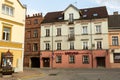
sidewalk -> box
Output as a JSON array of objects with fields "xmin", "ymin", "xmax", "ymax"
[{"xmin": 0, "ymin": 68, "xmax": 45, "ymax": 80}]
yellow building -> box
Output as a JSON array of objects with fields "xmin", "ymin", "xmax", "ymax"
[
  {"xmin": 0, "ymin": 0, "xmax": 26, "ymax": 72},
  {"xmin": 108, "ymin": 12, "xmax": 120, "ymax": 68}
]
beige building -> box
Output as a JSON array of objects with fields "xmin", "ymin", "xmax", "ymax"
[
  {"xmin": 0, "ymin": 0, "xmax": 26, "ymax": 72},
  {"xmin": 40, "ymin": 5, "xmax": 110, "ymax": 68}
]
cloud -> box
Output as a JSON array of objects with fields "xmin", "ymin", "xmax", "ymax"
[{"xmin": 92, "ymin": 0, "xmax": 120, "ymax": 13}]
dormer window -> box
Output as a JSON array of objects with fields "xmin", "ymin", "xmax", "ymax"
[
  {"xmin": 83, "ymin": 15, "xmax": 87, "ymax": 18},
  {"xmin": 84, "ymin": 9, "xmax": 88, "ymax": 12},
  {"xmin": 93, "ymin": 13, "xmax": 98, "ymax": 17},
  {"xmin": 69, "ymin": 13, "xmax": 74, "ymax": 23},
  {"xmin": 58, "ymin": 17, "xmax": 63, "ymax": 20}
]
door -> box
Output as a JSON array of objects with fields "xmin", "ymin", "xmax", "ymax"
[
  {"xmin": 43, "ymin": 58, "xmax": 50, "ymax": 67},
  {"xmin": 97, "ymin": 57, "xmax": 105, "ymax": 68},
  {"xmin": 31, "ymin": 57, "xmax": 40, "ymax": 68}
]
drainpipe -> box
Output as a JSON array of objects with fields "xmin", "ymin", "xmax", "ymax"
[
  {"xmin": 51, "ymin": 23, "xmax": 54, "ymax": 69},
  {"xmin": 90, "ymin": 19, "xmax": 93, "ymax": 68}
]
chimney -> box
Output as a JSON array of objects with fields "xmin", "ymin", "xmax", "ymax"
[{"xmin": 113, "ymin": 11, "xmax": 118, "ymax": 15}]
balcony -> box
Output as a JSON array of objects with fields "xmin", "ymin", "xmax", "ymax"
[{"xmin": 68, "ymin": 34, "xmax": 75, "ymax": 41}]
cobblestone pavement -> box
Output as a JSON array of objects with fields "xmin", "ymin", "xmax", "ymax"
[{"xmin": 0, "ymin": 68, "xmax": 120, "ymax": 80}]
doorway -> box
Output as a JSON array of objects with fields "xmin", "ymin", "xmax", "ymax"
[
  {"xmin": 31, "ymin": 57, "xmax": 40, "ymax": 68},
  {"xmin": 96, "ymin": 57, "xmax": 105, "ymax": 68},
  {"xmin": 43, "ymin": 58, "xmax": 50, "ymax": 67}
]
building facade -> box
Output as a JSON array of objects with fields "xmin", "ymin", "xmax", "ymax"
[
  {"xmin": 0, "ymin": 0, "xmax": 26, "ymax": 72},
  {"xmin": 40, "ymin": 4, "xmax": 110, "ymax": 68},
  {"xmin": 108, "ymin": 12, "xmax": 120, "ymax": 68},
  {"xmin": 24, "ymin": 13, "xmax": 43, "ymax": 68}
]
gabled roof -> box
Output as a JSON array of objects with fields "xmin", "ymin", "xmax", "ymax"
[
  {"xmin": 42, "ymin": 6, "xmax": 108, "ymax": 23},
  {"xmin": 108, "ymin": 15, "xmax": 120, "ymax": 29},
  {"xmin": 63, "ymin": 4, "xmax": 79, "ymax": 13}
]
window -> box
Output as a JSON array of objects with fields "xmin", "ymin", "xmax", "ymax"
[
  {"xmin": 112, "ymin": 36, "xmax": 119, "ymax": 46},
  {"xmin": 3, "ymin": 27, "xmax": 11, "ymax": 41},
  {"xmin": 26, "ymin": 20, "xmax": 31, "ymax": 25},
  {"xmin": 70, "ymin": 42, "xmax": 74, "ymax": 50},
  {"xmin": 82, "ymin": 26, "xmax": 88, "ymax": 34},
  {"xmin": 97, "ymin": 41, "xmax": 102, "ymax": 49},
  {"xmin": 46, "ymin": 29, "xmax": 50, "ymax": 37},
  {"xmin": 45, "ymin": 43, "xmax": 50, "ymax": 50},
  {"xmin": 96, "ymin": 25, "xmax": 101, "ymax": 33},
  {"xmin": 68, "ymin": 28, "xmax": 75, "ymax": 40},
  {"xmin": 56, "ymin": 55, "xmax": 62, "ymax": 63},
  {"xmin": 69, "ymin": 13, "xmax": 74, "ymax": 23},
  {"xmin": 83, "ymin": 42, "xmax": 88, "ymax": 50},
  {"xmin": 33, "ymin": 30, "xmax": 38, "ymax": 38},
  {"xmin": 33, "ymin": 43, "xmax": 38, "ymax": 52},
  {"xmin": 26, "ymin": 31, "xmax": 31, "ymax": 38},
  {"xmin": 26, "ymin": 43, "xmax": 31, "ymax": 51},
  {"xmin": 83, "ymin": 55, "xmax": 89, "ymax": 64},
  {"xmin": 2, "ymin": 4, "xmax": 14, "ymax": 16},
  {"xmin": 114, "ymin": 53, "xmax": 120, "ymax": 63},
  {"xmin": 57, "ymin": 43, "xmax": 61, "ymax": 50},
  {"xmin": 93, "ymin": 13, "xmax": 98, "ymax": 16},
  {"xmin": 83, "ymin": 15, "xmax": 87, "ymax": 18},
  {"xmin": 34, "ymin": 19, "xmax": 38, "ymax": 24},
  {"xmin": 57, "ymin": 28, "xmax": 61, "ymax": 36},
  {"xmin": 69, "ymin": 55, "xmax": 75, "ymax": 63}
]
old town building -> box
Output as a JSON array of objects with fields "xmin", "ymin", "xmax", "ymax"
[
  {"xmin": 108, "ymin": 12, "xmax": 120, "ymax": 68},
  {"xmin": 0, "ymin": 0, "xmax": 26, "ymax": 72},
  {"xmin": 40, "ymin": 4, "xmax": 110, "ymax": 68},
  {"xmin": 24, "ymin": 13, "xmax": 43, "ymax": 68}
]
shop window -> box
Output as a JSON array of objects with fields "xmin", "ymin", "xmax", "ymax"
[
  {"xmin": 56, "ymin": 55, "xmax": 62, "ymax": 63},
  {"xmin": 83, "ymin": 55, "xmax": 89, "ymax": 64},
  {"xmin": 114, "ymin": 53, "xmax": 120, "ymax": 63},
  {"xmin": 69, "ymin": 55, "xmax": 75, "ymax": 63}
]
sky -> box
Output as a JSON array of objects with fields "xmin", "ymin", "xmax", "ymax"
[{"xmin": 19, "ymin": 0, "xmax": 120, "ymax": 16}]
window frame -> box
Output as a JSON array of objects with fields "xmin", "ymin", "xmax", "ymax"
[
  {"xmin": 33, "ymin": 43, "xmax": 38, "ymax": 52},
  {"xmin": 112, "ymin": 36, "xmax": 119, "ymax": 46},
  {"xmin": 45, "ymin": 29, "xmax": 50, "ymax": 37},
  {"xmin": 56, "ymin": 55, "xmax": 62, "ymax": 63},
  {"xmin": 2, "ymin": 27, "xmax": 11, "ymax": 41},
  {"xmin": 69, "ymin": 55, "xmax": 75, "ymax": 63},
  {"xmin": 97, "ymin": 41, "xmax": 102, "ymax": 49},
  {"xmin": 82, "ymin": 55, "xmax": 89, "ymax": 64},
  {"xmin": 57, "ymin": 42, "xmax": 61, "ymax": 50},
  {"xmin": 57, "ymin": 28, "xmax": 61, "ymax": 36},
  {"xmin": 96, "ymin": 25, "xmax": 101, "ymax": 34},
  {"xmin": 2, "ymin": 4, "xmax": 14, "ymax": 16}
]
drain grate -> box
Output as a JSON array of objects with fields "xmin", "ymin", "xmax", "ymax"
[{"xmin": 49, "ymin": 73, "xmax": 57, "ymax": 76}]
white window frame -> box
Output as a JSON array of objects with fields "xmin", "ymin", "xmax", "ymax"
[
  {"xmin": 112, "ymin": 36, "xmax": 119, "ymax": 46},
  {"xmin": 83, "ymin": 41, "xmax": 88, "ymax": 50},
  {"xmin": 3, "ymin": 27, "xmax": 11, "ymax": 41},
  {"xmin": 2, "ymin": 4, "xmax": 14, "ymax": 16},
  {"xmin": 96, "ymin": 25, "xmax": 101, "ymax": 34},
  {"xmin": 82, "ymin": 26, "xmax": 88, "ymax": 34}
]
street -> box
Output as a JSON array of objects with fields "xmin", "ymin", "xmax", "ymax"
[{"xmin": 1, "ymin": 68, "xmax": 120, "ymax": 80}]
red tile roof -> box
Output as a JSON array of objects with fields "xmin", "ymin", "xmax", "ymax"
[{"xmin": 42, "ymin": 6, "xmax": 108, "ymax": 23}]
